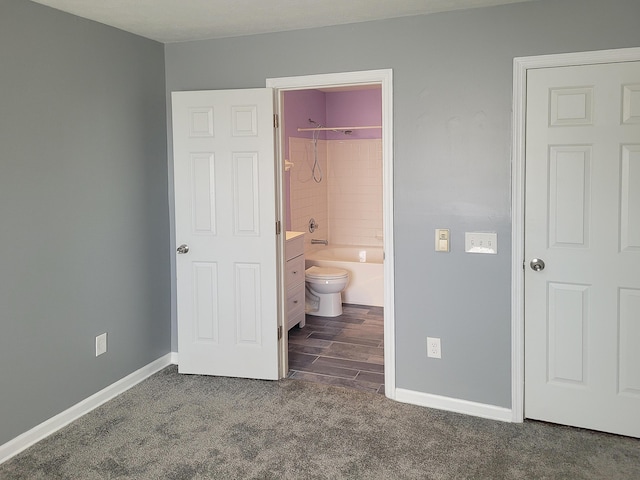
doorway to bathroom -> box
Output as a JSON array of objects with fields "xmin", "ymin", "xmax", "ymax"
[{"xmin": 266, "ymin": 70, "xmax": 395, "ymax": 397}]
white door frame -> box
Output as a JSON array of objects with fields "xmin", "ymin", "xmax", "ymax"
[
  {"xmin": 266, "ymin": 69, "xmax": 396, "ymax": 398},
  {"xmin": 511, "ymin": 47, "xmax": 640, "ymax": 422}
]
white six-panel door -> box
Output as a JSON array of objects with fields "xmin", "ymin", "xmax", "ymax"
[
  {"xmin": 172, "ymin": 89, "xmax": 279, "ymax": 380},
  {"xmin": 525, "ymin": 61, "xmax": 640, "ymax": 437}
]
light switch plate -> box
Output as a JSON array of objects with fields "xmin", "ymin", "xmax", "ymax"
[
  {"xmin": 435, "ymin": 229, "xmax": 450, "ymax": 252},
  {"xmin": 465, "ymin": 232, "xmax": 497, "ymax": 254}
]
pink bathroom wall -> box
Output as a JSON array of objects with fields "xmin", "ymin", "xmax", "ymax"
[
  {"xmin": 282, "ymin": 87, "xmax": 382, "ymax": 230},
  {"xmin": 283, "ymin": 87, "xmax": 382, "ymax": 158},
  {"xmin": 283, "ymin": 89, "xmax": 326, "ymax": 159},
  {"xmin": 325, "ymin": 89, "xmax": 382, "ymax": 140}
]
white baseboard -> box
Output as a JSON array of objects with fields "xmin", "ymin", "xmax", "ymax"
[
  {"xmin": 0, "ymin": 353, "xmax": 173, "ymax": 465},
  {"xmin": 395, "ymin": 388, "xmax": 512, "ymax": 422},
  {"xmin": 170, "ymin": 351, "xmax": 178, "ymax": 364}
]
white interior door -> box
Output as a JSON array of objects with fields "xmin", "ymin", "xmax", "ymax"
[
  {"xmin": 525, "ymin": 61, "xmax": 640, "ymax": 437},
  {"xmin": 172, "ymin": 89, "xmax": 279, "ymax": 380}
]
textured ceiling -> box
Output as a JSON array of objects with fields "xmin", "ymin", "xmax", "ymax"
[{"xmin": 30, "ymin": 0, "xmax": 536, "ymax": 43}]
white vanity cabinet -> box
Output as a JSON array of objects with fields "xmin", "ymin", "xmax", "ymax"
[{"xmin": 285, "ymin": 232, "xmax": 305, "ymax": 331}]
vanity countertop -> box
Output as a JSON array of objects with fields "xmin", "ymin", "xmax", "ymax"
[{"xmin": 285, "ymin": 231, "xmax": 305, "ymax": 241}]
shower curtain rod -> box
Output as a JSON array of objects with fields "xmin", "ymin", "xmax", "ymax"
[{"xmin": 297, "ymin": 125, "xmax": 381, "ymax": 132}]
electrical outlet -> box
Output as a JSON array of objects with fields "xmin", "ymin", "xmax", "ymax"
[
  {"xmin": 427, "ymin": 337, "xmax": 441, "ymax": 359},
  {"xmin": 95, "ymin": 333, "xmax": 107, "ymax": 357}
]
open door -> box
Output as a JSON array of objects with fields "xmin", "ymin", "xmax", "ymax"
[
  {"xmin": 172, "ymin": 89, "xmax": 279, "ymax": 380},
  {"xmin": 524, "ymin": 61, "xmax": 640, "ymax": 437}
]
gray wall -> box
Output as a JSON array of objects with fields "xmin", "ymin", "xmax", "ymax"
[
  {"xmin": 165, "ymin": 0, "xmax": 640, "ymax": 408},
  {"xmin": 0, "ymin": 1, "xmax": 170, "ymax": 445}
]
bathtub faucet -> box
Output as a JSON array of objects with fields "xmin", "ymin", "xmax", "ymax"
[{"xmin": 311, "ymin": 239, "xmax": 328, "ymax": 245}]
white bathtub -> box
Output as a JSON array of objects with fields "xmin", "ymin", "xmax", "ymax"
[{"xmin": 305, "ymin": 245, "xmax": 384, "ymax": 307}]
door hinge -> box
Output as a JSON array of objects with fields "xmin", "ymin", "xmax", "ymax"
[
  {"xmin": 273, "ymin": 113, "xmax": 279, "ymax": 128},
  {"xmin": 277, "ymin": 325, "xmax": 283, "ymax": 340},
  {"xmin": 276, "ymin": 220, "xmax": 281, "ymax": 235}
]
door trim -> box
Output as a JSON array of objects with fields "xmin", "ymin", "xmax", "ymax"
[
  {"xmin": 511, "ymin": 47, "xmax": 640, "ymax": 423},
  {"xmin": 266, "ymin": 69, "xmax": 396, "ymax": 398}
]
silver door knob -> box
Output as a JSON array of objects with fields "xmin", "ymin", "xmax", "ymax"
[
  {"xmin": 530, "ymin": 258, "xmax": 545, "ymax": 271},
  {"xmin": 177, "ymin": 244, "xmax": 189, "ymax": 254}
]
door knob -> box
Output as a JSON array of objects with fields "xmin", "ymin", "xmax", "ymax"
[
  {"xmin": 530, "ymin": 258, "xmax": 545, "ymax": 272},
  {"xmin": 177, "ymin": 244, "xmax": 190, "ymax": 254}
]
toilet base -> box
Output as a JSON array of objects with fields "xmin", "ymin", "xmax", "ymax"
[{"xmin": 306, "ymin": 290, "xmax": 343, "ymax": 317}]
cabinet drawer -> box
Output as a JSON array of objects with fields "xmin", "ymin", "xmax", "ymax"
[
  {"xmin": 286, "ymin": 281, "xmax": 305, "ymax": 320},
  {"xmin": 285, "ymin": 235, "xmax": 304, "ymax": 261},
  {"xmin": 285, "ymin": 255, "xmax": 305, "ymax": 287}
]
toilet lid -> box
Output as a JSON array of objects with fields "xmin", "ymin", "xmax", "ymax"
[{"xmin": 305, "ymin": 266, "xmax": 349, "ymax": 280}]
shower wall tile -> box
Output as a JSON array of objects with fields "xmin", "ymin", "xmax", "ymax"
[
  {"xmin": 289, "ymin": 137, "xmax": 328, "ymax": 252},
  {"xmin": 328, "ymin": 139, "xmax": 383, "ymax": 247},
  {"xmin": 289, "ymin": 137, "xmax": 383, "ymax": 251}
]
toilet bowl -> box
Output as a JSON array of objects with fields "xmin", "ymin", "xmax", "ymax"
[{"xmin": 305, "ymin": 266, "xmax": 350, "ymax": 317}]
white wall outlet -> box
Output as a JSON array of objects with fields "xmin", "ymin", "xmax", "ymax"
[
  {"xmin": 95, "ymin": 333, "xmax": 107, "ymax": 357},
  {"xmin": 427, "ymin": 337, "xmax": 441, "ymax": 359}
]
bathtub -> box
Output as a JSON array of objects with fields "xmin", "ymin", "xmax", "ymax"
[{"xmin": 305, "ymin": 245, "xmax": 384, "ymax": 307}]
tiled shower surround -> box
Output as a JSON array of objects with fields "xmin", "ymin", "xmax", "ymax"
[{"xmin": 289, "ymin": 137, "xmax": 383, "ymax": 248}]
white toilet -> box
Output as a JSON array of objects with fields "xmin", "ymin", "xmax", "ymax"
[{"xmin": 305, "ymin": 266, "xmax": 350, "ymax": 317}]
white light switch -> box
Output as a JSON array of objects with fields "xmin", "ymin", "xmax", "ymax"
[
  {"xmin": 465, "ymin": 232, "xmax": 497, "ymax": 254},
  {"xmin": 435, "ymin": 229, "xmax": 450, "ymax": 252}
]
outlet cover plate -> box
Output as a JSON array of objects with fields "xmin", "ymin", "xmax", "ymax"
[{"xmin": 427, "ymin": 337, "xmax": 441, "ymax": 359}]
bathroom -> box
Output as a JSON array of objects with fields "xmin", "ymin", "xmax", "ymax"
[{"xmin": 283, "ymin": 85, "xmax": 385, "ymax": 393}]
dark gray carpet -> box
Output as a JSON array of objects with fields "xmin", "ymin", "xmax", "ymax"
[{"xmin": 1, "ymin": 365, "xmax": 639, "ymax": 479}]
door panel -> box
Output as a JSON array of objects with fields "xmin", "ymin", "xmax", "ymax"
[
  {"xmin": 525, "ymin": 61, "xmax": 640, "ymax": 437},
  {"xmin": 172, "ymin": 89, "xmax": 278, "ymax": 380},
  {"xmin": 621, "ymin": 144, "xmax": 640, "ymax": 251},
  {"xmin": 619, "ymin": 288, "xmax": 640, "ymax": 397}
]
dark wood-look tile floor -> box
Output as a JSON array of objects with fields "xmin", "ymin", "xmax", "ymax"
[{"xmin": 287, "ymin": 304, "xmax": 384, "ymax": 395}]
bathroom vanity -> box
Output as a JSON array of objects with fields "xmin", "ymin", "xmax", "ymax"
[{"xmin": 285, "ymin": 231, "xmax": 305, "ymax": 331}]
